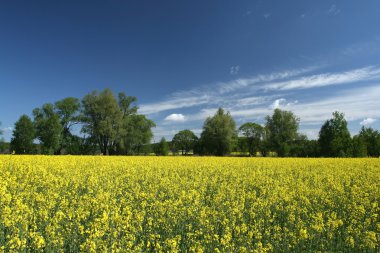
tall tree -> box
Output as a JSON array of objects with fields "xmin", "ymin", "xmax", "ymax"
[
  {"xmin": 199, "ymin": 108, "xmax": 237, "ymax": 156},
  {"xmin": 33, "ymin": 103, "xmax": 63, "ymax": 154},
  {"xmin": 116, "ymin": 92, "xmax": 155, "ymax": 154},
  {"xmin": 54, "ymin": 97, "xmax": 81, "ymax": 154},
  {"xmin": 265, "ymin": 108, "xmax": 300, "ymax": 157},
  {"xmin": 81, "ymin": 89, "xmax": 123, "ymax": 155},
  {"xmin": 172, "ymin": 129, "xmax": 198, "ymax": 155},
  {"xmin": 356, "ymin": 127, "xmax": 380, "ymax": 157},
  {"xmin": 318, "ymin": 111, "xmax": 352, "ymax": 157},
  {"xmin": 10, "ymin": 115, "xmax": 36, "ymax": 154},
  {"xmin": 154, "ymin": 137, "xmax": 169, "ymax": 156},
  {"xmin": 352, "ymin": 135, "xmax": 367, "ymax": 157},
  {"xmin": 239, "ymin": 122, "xmax": 264, "ymax": 156},
  {"xmin": 119, "ymin": 114, "xmax": 155, "ymax": 154}
]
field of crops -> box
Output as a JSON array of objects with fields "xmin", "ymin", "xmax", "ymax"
[{"xmin": 0, "ymin": 156, "xmax": 379, "ymax": 252}]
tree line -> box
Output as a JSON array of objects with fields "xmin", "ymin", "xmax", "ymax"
[
  {"xmin": 1, "ymin": 89, "xmax": 379, "ymax": 157},
  {"xmin": 4, "ymin": 89, "xmax": 155, "ymax": 155},
  {"xmin": 156, "ymin": 108, "xmax": 380, "ymax": 157}
]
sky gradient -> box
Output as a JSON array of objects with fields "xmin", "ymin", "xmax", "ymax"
[{"xmin": 1, "ymin": 0, "xmax": 380, "ymax": 142}]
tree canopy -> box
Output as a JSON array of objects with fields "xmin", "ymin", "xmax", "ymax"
[
  {"xmin": 239, "ymin": 122, "xmax": 265, "ymax": 156},
  {"xmin": 10, "ymin": 115, "xmax": 36, "ymax": 154},
  {"xmin": 318, "ymin": 111, "xmax": 352, "ymax": 157},
  {"xmin": 265, "ymin": 108, "xmax": 299, "ymax": 157},
  {"xmin": 33, "ymin": 103, "xmax": 63, "ymax": 154},
  {"xmin": 199, "ymin": 108, "xmax": 237, "ymax": 156},
  {"xmin": 172, "ymin": 129, "xmax": 198, "ymax": 155}
]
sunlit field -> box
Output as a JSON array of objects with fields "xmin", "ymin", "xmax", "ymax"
[{"xmin": 0, "ymin": 156, "xmax": 379, "ymax": 252}]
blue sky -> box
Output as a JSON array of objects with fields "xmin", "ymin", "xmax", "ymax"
[{"xmin": 1, "ymin": 0, "xmax": 380, "ymax": 142}]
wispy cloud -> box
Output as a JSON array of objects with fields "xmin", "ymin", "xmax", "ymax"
[
  {"xmin": 360, "ymin": 118, "xmax": 377, "ymax": 126},
  {"xmin": 229, "ymin": 85, "xmax": 380, "ymax": 124},
  {"xmin": 139, "ymin": 67, "xmax": 316, "ymax": 115},
  {"xmin": 164, "ymin": 113, "xmax": 186, "ymax": 122},
  {"xmin": 140, "ymin": 65, "xmax": 380, "ymax": 137},
  {"xmin": 327, "ymin": 4, "xmax": 341, "ymax": 15},
  {"xmin": 218, "ymin": 67, "xmax": 316, "ymax": 94},
  {"xmin": 139, "ymin": 95, "xmax": 210, "ymax": 115},
  {"xmin": 1, "ymin": 127, "xmax": 12, "ymax": 132},
  {"xmin": 263, "ymin": 13, "xmax": 271, "ymax": 19},
  {"xmin": 264, "ymin": 66, "xmax": 380, "ymax": 91},
  {"xmin": 230, "ymin": 65, "xmax": 240, "ymax": 75}
]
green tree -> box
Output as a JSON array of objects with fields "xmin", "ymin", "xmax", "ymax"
[
  {"xmin": 33, "ymin": 104, "xmax": 63, "ymax": 154},
  {"xmin": 289, "ymin": 134, "xmax": 320, "ymax": 157},
  {"xmin": 10, "ymin": 115, "xmax": 36, "ymax": 154},
  {"xmin": 172, "ymin": 129, "xmax": 198, "ymax": 155},
  {"xmin": 352, "ymin": 135, "xmax": 367, "ymax": 157},
  {"xmin": 199, "ymin": 108, "xmax": 237, "ymax": 156},
  {"xmin": 119, "ymin": 114, "xmax": 155, "ymax": 154},
  {"xmin": 318, "ymin": 111, "xmax": 352, "ymax": 157},
  {"xmin": 54, "ymin": 97, "xmax": 81, "ymax": 154},
  {"xmin": 357, "ymin": 127, "xmax": 380, "ymax": 157},
  {"xmin": 155, "ymin": 137, "xmax": 169, "ymax": 156},
  {"xmin": 116, "ymin": 93, "xmax": 155, "ymax": 155},
  {"xmin": 265, "ymin": 109, "xmax": 300, "ymax": 157},
  {"xmin": 239, "ymin": 122, "xmax": 264, "ymax": 156},
  {"xmin": 81, "ymin": 89, "xmax": 123, "ymax": 155}
]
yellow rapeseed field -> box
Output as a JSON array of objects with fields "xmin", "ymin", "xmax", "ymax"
[{"xmin": 0, "ymin": 156, "xmax": 379, "ymax": 252}]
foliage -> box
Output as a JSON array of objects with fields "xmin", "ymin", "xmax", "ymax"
[
  {"xmin": 356, "ymin": 127, "xmax": 380, "ymax": 157},
  {"xmin": 238, "ymin": 122, "xmax": 264, "ymax": 156},
  {"xmin": 289, "ymin": 137, "xmax": 320, "ymax": 157},
  {"xmin": 117, "ymin": 114, "xmax": 155, "ymax": 155},
  {"xmin": 352, "ymin": 135, "xmax": 367, "ymax": 157},
  {"xmin": 10, "ymin": 115, "xmax": 36, "ymax": 154},
  {"xmin": 54, "ymin": 97, "xmax": 81, "ymax": 154},
  {"xmin": 172, "ymin": 129, "xmax": 198, "ymax": 155},
  {"xmin": 81, "ymin": 89, "xmax": 155, "ymax": 155},
  {"xmin": 33, "ymin": 104, "xmax": 63, "ymax": 154},
  {"xmin": 199, "ymin": 108, "xmax": 237, "ymax": 156},
  {"xmin": 265, "ymin": 109, "xmax": 300, "ymax": 156},
  {"xmin": 318, "ymin": 111, "xmax": 352, "ymax": 157},
  {"xmin": 81, "ymin": 89, "xmax": 123, "ymax": 155},
  {"xmin": 154, "ymin": 137, "xmax": 169, "ymax": 156},
  {"xmin": 0, "ymin": 156, "xmax": 379, "ymax": 252}
]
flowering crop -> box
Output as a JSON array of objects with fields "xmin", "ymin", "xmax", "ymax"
[{"xmin": 0, "ymin": 156, "xmax": 379, "ymax": 252}]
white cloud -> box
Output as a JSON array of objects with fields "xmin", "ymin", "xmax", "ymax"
[
  {"xmin": 264, "ymin": 66, "xmax": 380, "ymax": 91},
  {"xmin": 264, "ymin": 13, "xmax": 271, "ymax": 19},
  {"xmin": 220, "ymin": 85, "xmax": 380, "ymax": 126},
  {"xmin": 164, "ymin": 113, "xmax": 186, "ymax": 122},
  {"xmin": 230, "ymin": 65, "xmax": 240, "ymax": 75},
  {"xmin": 218, "ymin": 67, "xmax": 316, "ymax": 94},
  {"xmin": 1, "ymin": 127, "xmax": 12, "ymax": 132},
  {"xmin": 139, "ymin": 67, "xmax": 316, "ymax": 115},
  {"xmin": 139, "ymin": 95, "xmax": 210, "ymax": 115},
  {"xmin": 269, "ymin": 98, "xmax": 298, "ymax": 110},
  {"xmin": 360, "ymin": 118, "xmax": 377, "ymax": 126},
  {"xmin": 270, "ymin": 98, "xmax": 287, "ymax": 109}
]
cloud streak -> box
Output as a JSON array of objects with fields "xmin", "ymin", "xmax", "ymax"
[
  {"xmin": 139, "ymin": 95, "xmax": 210, "ymax": 115},
  {"xmin": 264, "ymin": 66, "xmax": 380, "ymax": 91}
]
